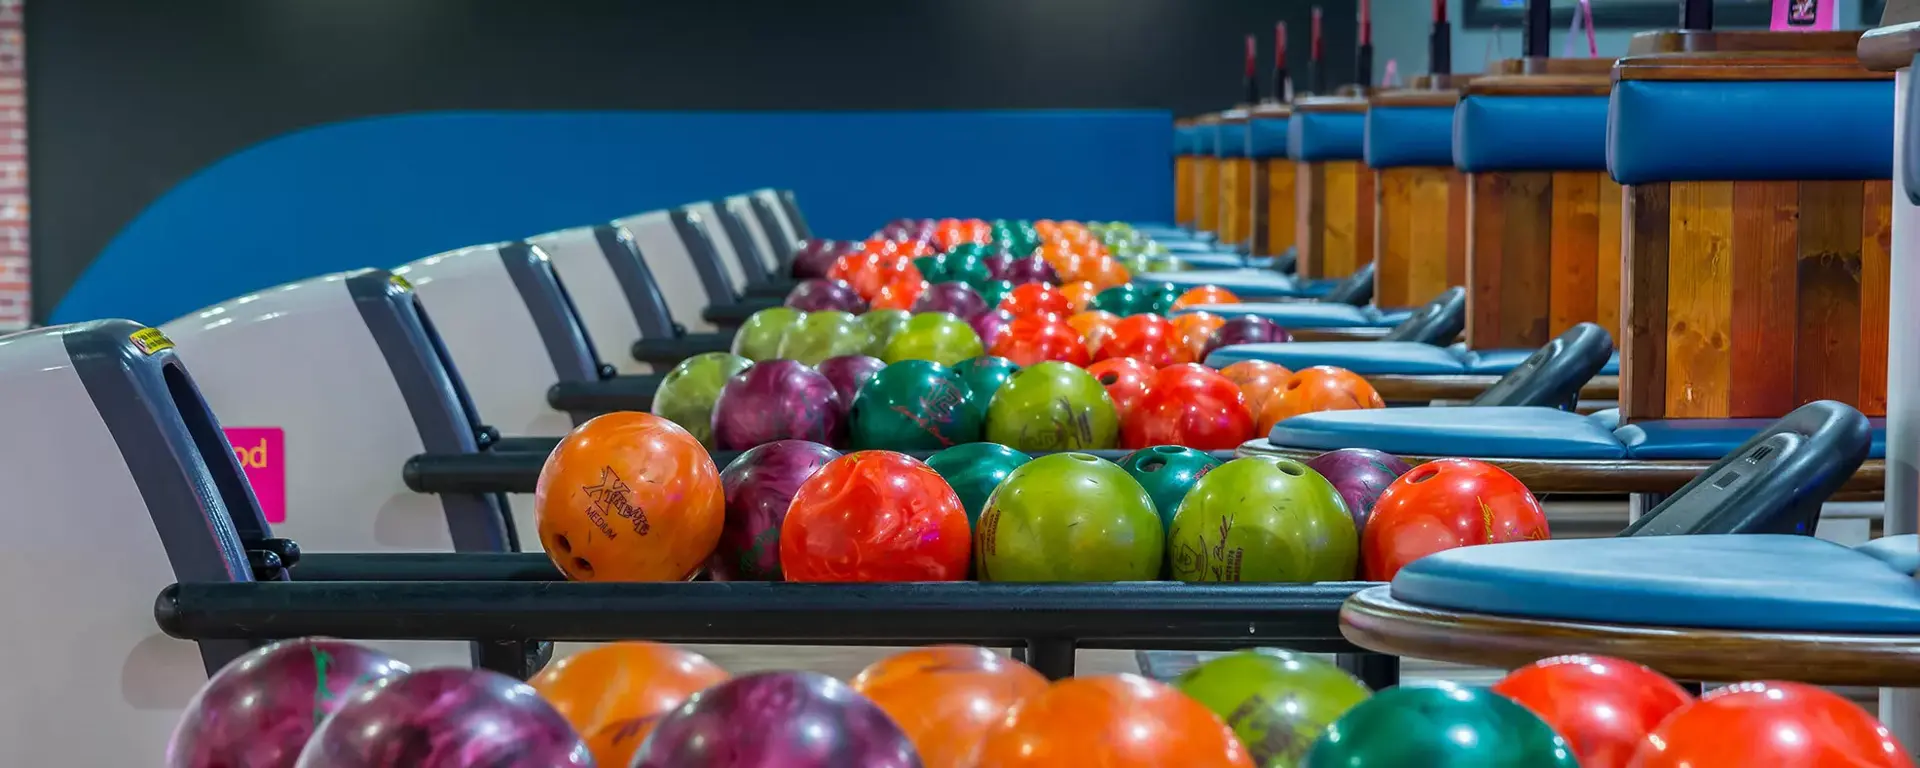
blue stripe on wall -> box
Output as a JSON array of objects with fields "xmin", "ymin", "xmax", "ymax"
[{"xmin": 53, "ymin": 110, "xmax": 1173, "ymax": 325}]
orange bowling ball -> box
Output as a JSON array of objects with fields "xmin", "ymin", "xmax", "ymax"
[
  {"xmin": 1256, "ymin": 365, "xmax": 1385, "ymax": 433},
  {"xmin": 1172, "ymin": 285, "xmax": 1240, "ymax": 309},
  {"xmin": 780, "ymin": 450, "xmax": 972, "ymax": 582},
  {"xmin": 1632, "ymin": 681, "xmax": 1910, "ymax": 767},
  {"xmin": 974, "ymin": 674, "xmax": 1253, "ymax": 768},
  {"xmin": 1219, "ymin": 360, "xmax": 1293, "ymax": 420},
  {"xmin": 871, "ymin": 276, "xmax": 929, "ymax": 311},
  {"xmin": 1066, "ymin": 310, "xmax": 1122, "ymax": 356},
  {"xmin": 1363, "ymin": 458, "xmax": 1549, "ymax": 581},
  {"xmin": 991, "ymin": 315, "xmax": 1091, "ymax": 368},
  {"xmin": 1100, "ymin": 314, "xmax": 1178, "ymax": 367},
  {"xmin": 829, "ymin": 251, "xmax": 922, "ymax": 301},
  {"xmin": 530, "ymin": 642, "xmax": 729, "ymax": 768},
  {"xmin": 535, "ymin": 412, "xmax": 723, "ymax": 582},
  {"xmin": 851, "ymin": 646, "xmax": 1048, "ymax": 768},
  {"xmin": 1059, "ymin": 281, "xmax": 1099, "ymax": 313},
  {"xmin": 1083, "ymin": 257, "xmax": 1132, "ymax": 291},
  {"xmin": 1169, "ymin": 311, "xmax": 1227, "ymax": 364},
  {"xmin": 1000, "ymin": 282, "xmax": 1075, "ymax": 319},
  {"xmin": 1086, "ymin": 357, "xmax": 1157, "ymax": 418}
]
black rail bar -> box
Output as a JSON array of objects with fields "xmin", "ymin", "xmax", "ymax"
[
  {"xmin": 633, "ymin": 333, "xmax": 734, "ymax": 366},
  {"xmin": 294, "ymin": 553, "xmax": 564, "ymax": 582},
  {"xmin": 545, "ymin": 374, "xmax": 665, "ymax": 415},
  {"xmin": 489, "ymin": 436, "xmax": 561, "ymax": 454},
  {"xmin": 744, "ymin": 280, "xmax": 798, "ymax": 300},
  {"xmin": 702, "ymin": 298, "xmax": 784, "ymax": 327}
]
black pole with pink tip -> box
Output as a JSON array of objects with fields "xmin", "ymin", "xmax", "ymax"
[{"xmin": 1431, "ymin": 0, "xmax": 1451, "ymax": 76}]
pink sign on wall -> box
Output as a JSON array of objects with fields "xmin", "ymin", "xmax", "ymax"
[
  {"xmin": 1773, "ymin": 0, "xmax": 1836, "ymax": 30},
  {"xmin": 224, "ymin": 427, "xmax": 285, "ymax": 523}
]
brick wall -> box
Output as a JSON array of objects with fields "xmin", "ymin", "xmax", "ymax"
[{"xmin": 0, "ymin": 0, "xmax": 24, "ymax": 329}]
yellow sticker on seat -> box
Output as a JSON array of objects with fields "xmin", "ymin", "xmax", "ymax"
[{"xmin": 130, "ymin": 327, "xmax": 175, "ymax": 355}]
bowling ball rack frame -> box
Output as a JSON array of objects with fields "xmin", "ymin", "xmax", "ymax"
[{"xmin": 154, "ymin": 552, "xmax": 1397, "ymax": 686}]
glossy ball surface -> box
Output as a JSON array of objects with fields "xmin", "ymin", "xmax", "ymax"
[
  {"xmin": 781, "ymin": 450, "xmax": 971, "ymax": 581},
  {"xmin": 536, "ymin": 412, "xmax": 723, "ymax": 581},
  {"xmin": 1169, "ymin": 456, "xmax": 1358, "ymax": 582},
  {"xmin": 976, "ymin": 453, "xmax": 1162, "ymax": 581},
  {"xmin": 1363, "ymin": 459, "xmax": 1549, "ymax": 581}
]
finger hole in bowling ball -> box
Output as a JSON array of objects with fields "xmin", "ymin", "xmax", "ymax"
[
  {"xmin": 1272, "ymin": 459, "xmax": 1305, "ymax": 476},
  {"xmin": 1099, "ymin": 373, "xmax": 1120, "ymax": 385},
  {"xmin": 1068, "ymin": 453, "xmax": 1099, "ymax": 463},
  {"xmin": 572, "ymin": 557, "xmax": 595, "ymax": 577},
  {"xmin": 554, "ymin": 534, "xmax": 573, "ymax": 553},
  {"xmin": 1407, "ymin": 466, "xmax": 1439, "ymax": 484},
  {"xmin": 1286, "ymin": 379, "xmax": 1303, "ymax": 390},
  {"xmin": 1139, "ymin": 457, "xmax": 1168, "ymax": 472}
]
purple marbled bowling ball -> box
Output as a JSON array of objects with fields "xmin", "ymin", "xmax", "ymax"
[
  {"xmin": 293, "ymin": 668, "xmax": 589, "ymax": 768},
  {"xmin": 786, "ymin": 278, "xmax": 868, "ymax": 313},
  {"xmin": 711, "ymin": 360, "xmax": 847, "ymax": 450},
  {"xmin": 790, "ymin": 239, "xmax": 858, "ymax": 279},
  {"xmin": 712, "ymin": 440, "xmax": 842, "ymax": 580},
  {"xmin": 1306, "ymin": 448, "xmax": 1415, "ymax": 535},
  {"xmin": 970, "ymin": 308, "xmax": 1016, "ymax": 348},
  {"xmin": 987, "ymin": 254, "xmax": 1059, "ymax": 285},
  {"xmin": 631, "ymin": 671, "xmax": 923, "ymax": 768},
  {"xmin": 1202, "ymin": 314, "xmax": 1294, "ymax": 358},
  {"xmin": 817, "ymin": 354, "xmax": 888, "ymax": 407},
  {"xmin": 168, "ymin": 638, "xmax": 411, "ymax": 768},
  {"xmin": 910, "ymin": 281, "xmax": 989, "ymax": 321}
]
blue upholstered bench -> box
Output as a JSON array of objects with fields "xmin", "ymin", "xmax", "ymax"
[{"xmin": 1208, "ymin": 342, "xmax": 1621, "ymax": 376}]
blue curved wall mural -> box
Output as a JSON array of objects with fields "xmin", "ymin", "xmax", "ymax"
[{"xmin": 53, "ymin": 110, "xmax": 1171, "ymax": 325}]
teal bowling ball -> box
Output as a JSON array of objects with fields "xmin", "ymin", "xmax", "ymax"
[
  {"xmin": 935, "ymin": 252, "xmax": 992, "ymax": 286},
  {"xmin": 651, "ymin": 352, "xmax": 754, "ymax": 448},
  {"xmin": 1090, "ymin": 284, "xmax": 1150, "ymax": 316},
  {"xmin": 950, "ymin": 356, "xmax": 1021, "ymax": 419},
  {"xmin": 1143, "ymin": 281, "xmax": 1183, "ymax": 314},
  {"xmin": 1305, "ymin": 684, "xmax": 1578, "ymax": 767},
  {"xmin": 926, "ymin": 442, "xmax": 1033, "ymax": 526},
  {"xmin": 847, "ymin": 360, "xmax": 983, "ymax": 450},
  {"xmin": 913, "ymin": 255, "xmax": 943, "ymax": 282},
  {"xmin": 859, "ymin": 309, "xmax": 912, "ymax": 358},
  {"xmin": 975, "ymin": 280, "xmax": 1017, "ymax": 311},
  {"xmin": 731, "ymin": 307, "xmax": 806, "ymax": 361},
  {"xmin": 1117, "ymin": 445, "xmax": 1223, "ymax": 531},
  {"xmin": 777, "ymin": 310, "xmax": 873, "ymax": 365}
]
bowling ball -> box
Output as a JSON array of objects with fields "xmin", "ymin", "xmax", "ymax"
[
  {"xmin": 976, "ymin": 452, "xmax": 1162, "ymax": 581},
  {"xmin": 633, "ymin": 670, "xmax": 921, "ymax": 768},
  {"xmin": 1493, "ymin": 655, "xmax": 1692, "ymax": 768},
  {"xmin": 786, "ymin": 278, "xmax": 868, "ymax": 313},
  {"xmin": 848, "ymin": 360, "xmax": 983, "ymax": 450},
  {"xmin": 933, "ymin": 251, "xmax": 993, "ymax": 286},
  {"xmin": 1089, "ymin": 284, "xmax": 1150, "ymax": 316},
  {"xmin": 1117, "ymin": 445, "xmax": 1223, "ymax": 530},
  {"xmin": 730, "ymin": 307, "xmax": 806, "ymax": 361},
  {"xmin": 950, "ymin": 355, "xmax": 1022, "ymax": 418},
  {"xmin": 782, "ymin": 450, "xmax": 971, "ymax": 581},
  {"xmin": 791, "ymin": 239, "xmax": 858, "ymax": 279},
  {"xmin": 926, "ymin": 442, "xmax": 1033, "ymax": 526},
  {"xmin": 1219, "ymin": 359, "xmax": 1293, "ymax": 421},
  {"xmin": 777, "ymin": 310, "xmax": 874, "ymax": 366},
  {"xmin": 1174, "ymin": 285, "xmax": 1241, "ymax": 309},
  {"xmin": 1083, "ymin": 256, "xmax": 1132, "ymax": 291},
  {"xmin": 1305, "ymin": 448, "xmax": 1413, "ymax": 537},
  {"xmin": 1258, "ymin": 366, "xmax": 1386, "ymax": 434},
  {"xmin": 872, "ymin": 275, "xmax": 929, "ymax": 311},
  {"xmin": 974, "ymin": 674, "xmax": 1252, "ymax": 768},
  {"xmin": 1066, "ymin": 310, "xmax": 1122, "ymax": 357},
  {"xmin": 984, "ymin": 362, "xmax": 1121, "ymax": 451},
  {"xmin": 1085, "ymin": 357, "xmax": 1156, "ymax": 419},
  {"xmin": 1000, "ymin": 282, "xmax": 1074, "ymax": 317},
  {"xmin": 536, "ymin": 412, "xmax": 724, "ymax": 581},
  {"xmin": 295, "ymin": 668, "xmax": 591, "ymax": 767},
  {"xmin": 882, "ymin": 311, "xmax": 986, "ymax": 366},
  {"xmin": 968, "ymin": 307, "xmax": 1015, "ymax": 349},
  {"xmin": 975, "ymin": 279, "xmax": 1018, "ymax": 310},
  {"xmin": 817, "ymin": 354, "xmax": 888, "ymax": 407},
  {"xmin": 852, "ymin": 646, "xmax": 1047, "ymax": 768},
  {"xmin": 529, "ymin": 643, "xmax": 730, "ymax": 768},
  {"xmin": 1203, "ymin": 315, "xmax": 1292, "ymax": 360},
  {"xmin": 829, "ymin": 251, "xmax": 921, "ymax": 301},
  {"xmin": 1170, "ymin": 311, "xmax": 1228, "ymax": 364},
  {"xmin": 1175, "ymin": 649, "xmax": 1371, "ymax": 768},
  {"xmin": 1363, "ymin": 458, "xmax": 1549, "ymax": 581},
  {"xmin": 860, "ymin": 308, "xmax": 913, "ymax": 357},
  {"xmin": 1059, "ymin": 280, "xmax": 1099, "ymax": 313},
  {"xmin": 913, "ymin": 281, "xmax": 990, "ymax": 321},
  {"xmin": 712, "ymin": 440, "xmax": 841, "ymax": 580},
  {"xmin": 1102, "ymin": 314, "xmax": 1178, "ymax": 366},
  {"xmin": 1631, "ymin": 680, "xmax": 1910, "ymax": 767},
  {"xmin": 1122, "ymin": 364, "xmax": 1256, "ymax": 450},
  {"xmin": 989, "ymin": 254, "xmax": 1058, "ymax": 285},
  {"xmin": 651, "ymin": 352, "xmax": 754, "ymax": 448},
  {"xmin": 1169, "ymin": 456, "xmax": 1358, "ymax": 582},
  {"xmin": 711, "ymin": 359, "xmax": 847, "ymax": 450},
  {"xmin": 989, "ymin": 314, "xmax": 1091, "ymax": 368},
  {"xmin": 1303, "ymin": 683, "xmax": 1577, "ymax": 767},
  {"xmin": 168, "ymin": 639, "xmax": 411, "ymax": 768}
]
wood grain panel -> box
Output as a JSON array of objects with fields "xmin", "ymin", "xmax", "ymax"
[
  {"xmin": 1409, "ymin": 168, "xmax": 1457, "ymax": 307},
  {"xmin": 1262, "ymin": 160, "xmax": 1297, "ymax": 257},
  {"xmin": 1322, "ymin": 160, "xmax": 1370, "ymax": 279},
  {"xmin": 1861, "ymin": 180, "xmax": 1893, "ymax": 415},
  {"xmin": 1595, "ymin": 175, "xmax": 1624, "ymax": 340},
  {"xmin": 1467, "ymin": 173, "xmax": 1507, "ymax": 348},
  {"xmin": 1296, "ymin": 161, "xmax": 1325, "ymax": 277},
  {"xmin": 1497, "ymin": 172, "xmax": 1554, "ymax": 348},
  {"xmin": 1447, "ymin": 169, "xmax": 1471, "ymax": 292},
  {"xmin": 1548, "ymin": 171, "xmax": 1600, "ymax": 338},
  {"xmin": 1174, "ymin": 156, "xmax": 1194, "ymax": 227},
  {"xmin": 1195, "ymin": 157, "xmax": 1219, "ymax": 235},
  {"xmin": 1663, "ymin": 181, "xmax": 1734, "ymax": 418},
  {"xmin": 1220, "ymin": 158, "xmax": 1253, "ymax": 248},
  {"xmin": 1728, "ymin": 181, "xmax": 1800, "ymax": 418},
  {"xmin": 1622, "ymin": 182, "xmax": 1671, "ymax": 423},
  {"xmin": 1376, "ymin": 168, "xmax": 1415, "ymax": 307},
  {"xmin": 1793, "ymin": 180, "xmax": 1865, "ymax": 409}
]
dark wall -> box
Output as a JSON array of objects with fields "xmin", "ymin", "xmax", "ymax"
[{"xmin": 28, "ymin": 0, "xmax": 1358, "ymax": 322}]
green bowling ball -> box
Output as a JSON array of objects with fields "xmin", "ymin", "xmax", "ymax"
[
  {"xmin": 976, "ymin": 279, "xmax": 1017, "ymax": 309},
  {"xmin": 984, "ymin": 362, "xmax": 1120, "ymax": 451},
  {"xmin": 730, "ymin": 307, "xmax": 806, "ymax": 361},
  {"xmin": 934, "ymin": 252, "xmax": 992, "ymax": 286},
  {"xmin": 1090, "ymin": 284, "xmax": 1150, "ymax": 316},
  {"xmin": 1176, "ymin": 649, "xmax": 1371, "ymax": 768},
  {"xmin": 777, "ymin": 310, "xmax": 873, "ymax": 365},
  {"xmin": 1144, "ymin": 256, "xmax": 1189, "ymax": 273},
  {"xmin": 860, "ymin": 309, "xmax": 912, "ymax": 357},
  {"xmin": 1144, "ymin": 281, "xmax": 1183, "ymax": 314},
  {"xmin": 926, "ymin": 442, "xmax": 1032, "ymax": 526},
  {"xmin": 881, "ymin": 311, "xmax": 985, "ymax": 366},
  {"xmin": 847, "ymin": 360, "xmax": 983, "ymax": 450},
  {"xmin": 914, "ymin": 255, "xmax": 945, "ymax": 282},
  {"xmin": 1168, "ymin": 457, "xmax": 1358, "ymax": 583},
  {"xmin": 950, "ymin": 356, "xmax": 1021, "ymax": 419},
  {"xmin": 650, "ymin": 351, "xmax": 753, "ymax": 448},
  {"xmin": 1304, "ymin": 684, "xmax": 1578, "ymax": 767},
  {"xmin": 976, "ymin": 452, "xmax": 1164, "ymax": 581},
  {"xmin": 1117, "ymin": 446, "xmax": 1223, "ymax": 531}
]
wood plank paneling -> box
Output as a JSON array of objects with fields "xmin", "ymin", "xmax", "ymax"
[
  {"xmin": 1447, "ymin": 169, "xmax": 1471, "ymax": 292},
  {"xmin": 1793, "ymin": 180, "xmax": 1864, "ymax": 409},
  {"xmin": 1220, "ymin": 158, "xmax": 1253, "ymax": 248},
  {"xmin": 1324, "ymin": 161, "xmax": 1362, "ymax": 278},
  {"xmin": 1595, "ymin": 175, "xmax": 1624, "ymax": 340},
  {"xmin": 1175, "ymin": 156, "xmax": 1194, "ymax": 226},
  {"xmin": 1861, "ymin": 180, "xmax": 1893, "ymax": 415},
  {"xmin": 1467, "ymin": 173, "xmax": 1507, "ymax": 348},
  {"xmin": 1377, "ymin": 168, "xmax": 1414, "ymax": 307},
  {"xmin": 1548, "ymin": 171, "xmax": 1600, "ymax": 338},
  {"xmin": 1408, "ymin": 168, "xmax": 1455, "ymax": 307},
  {"xmin": 1298, "ymin": 160, "xmax": 1374, "ymax": 280},
  {"xmin": 1262, "ymin": 160, "xmax": 1296, "ymax": 257},
  {"xmin": 1728, "ymin": 181, "xmax": 1799, "ymax": 418},
  {"xmin": 1195, "ymin": 157, "xmax": 1219, "ymax": 235},
  {"xmin": 1622, "ymin": 182, "xmax": 1671, "ymax": 422},
  {"xmin": 1296, "ymin": 161, "xmax": 1325, "ymax": 276},
  {"xmin": 1663, "ymin": 180, "xmax": 1734, "ymax": 418},
  {"xmin": 1497, "ymin": 172, "xmax": 1554, "ymax": 348}
]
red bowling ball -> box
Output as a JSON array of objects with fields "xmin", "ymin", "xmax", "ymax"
[
  {"xmin": 989, "ymin": 314, "xmax": 1091, "ymax": 368},
  {"xmin": 999, "ymin": 282, "xmax": 1074, "ymax": 318},
  {"xmin": 1085, "ymin": 357, "xmax": 1156, "ymax": 419},
  {"xmin": 781, "ymin": 450, "xmax": 971, "ymax": 582},
  {"xmin": 1120, "ymin": 364, "xmax": 1254, "ymax": 450},
  {"xmin": 1362, "ymin": 458, "xmax": 1550, "ymax": 581},
  {"xmin": 1632, "ymin": 681, "xmax": 1910, "ymax": 767},
  {"xmin": 1101, "ymin": 314, "xmax": 1177, "ymax": 367},
  {"xmin": 1494, "ymin": 655, "xmax": 1693, "ymax": 768}
]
